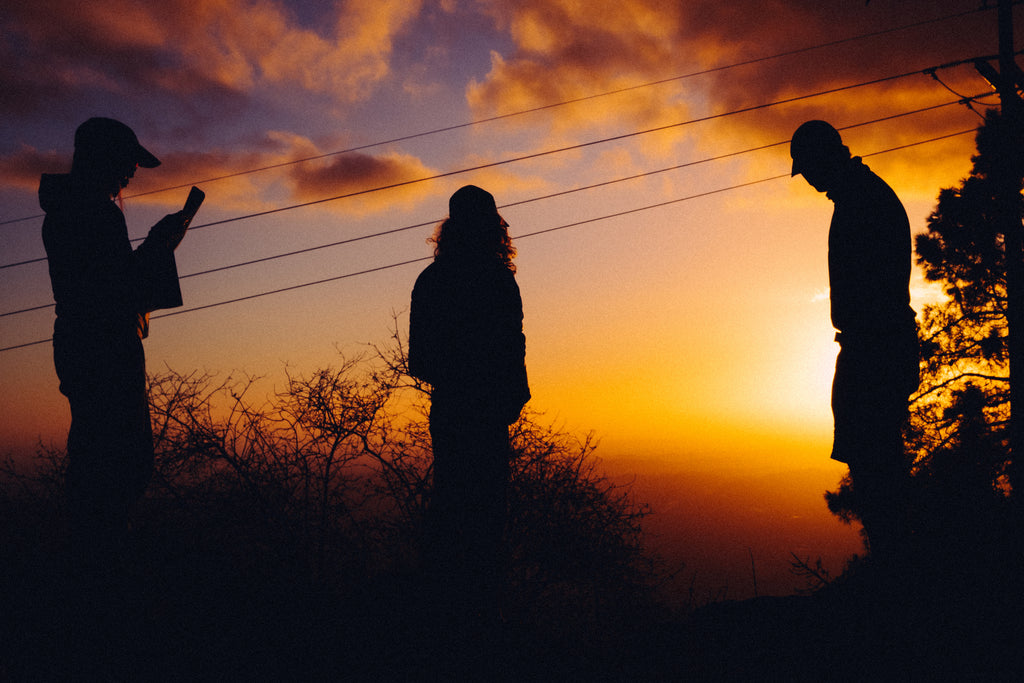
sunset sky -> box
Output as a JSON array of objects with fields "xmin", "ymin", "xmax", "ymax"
[{"xmin": 1, "ymin": 0, "xmax": 1018, "ymax": 595}]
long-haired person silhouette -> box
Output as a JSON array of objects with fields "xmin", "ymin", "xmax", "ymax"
[
  {"xmin": 408, "ymin": 184, "xmax": 530, "ymax": 619},
  {"xmin": 791, "ymin": 120, "xmax": 920, "ymax": 555},
  {"xmin": 40, "ymin": 118, "xmax": 191, "ymax": 577}
]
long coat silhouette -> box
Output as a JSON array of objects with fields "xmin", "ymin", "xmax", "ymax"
[{"xmin": 409, "ymin": 185, "xmax": 529, "ymax": 613}]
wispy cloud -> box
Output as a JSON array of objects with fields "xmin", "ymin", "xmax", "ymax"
[
  {"xmin": 465, "ymin": 1, "xmax": 991, "ymax": 144},
  {"xmin": 282, "ymin": 131, "xmax": 438, "ymax": 212},
  {"xmin": 0, "ymin": 0, "xmax": 423, "ymax": 120},
  {"xmin": 0, "ymin": 127, "xmax": 438, "ymax": 216},
  {"xmin": 467, "ymin": 0, "xmax": 692, "ymax": 137}
]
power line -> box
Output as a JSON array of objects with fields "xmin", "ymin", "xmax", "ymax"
[
  {"xmin": 0, "ymin": 127, "xmax": 978, "ymax": 354},
  {"xmin": 516, "ymin": 129, "xmax": 978, "ymax": 241},
  {"xmin": 132, "ymin": 4, "xmax": 986, "ymax": 196},
  {"xmin": 0, "ymin": 96, "xmax": 984, "ymax": 321},
  {"xmin": 0, "ymin": 59, "xmax": 992, "ymax": 273},
  {"xmin": 155, "ymin": 257, "xmax": 432, "ymax": 321},
  {"xmin": 0, "ymin": 5, "xmax": 990, "ymax": 230}
]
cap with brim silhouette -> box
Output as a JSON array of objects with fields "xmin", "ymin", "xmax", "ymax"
[{"xmin": 74, "ymin": 117, "xmax": 161, "ymax": 168}]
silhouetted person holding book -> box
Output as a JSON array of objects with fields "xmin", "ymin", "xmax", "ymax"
[
  {"xmin": 791, "ymin": 120, "xmax": 919, "ymax": 554},
  {"xmin": 409, "ymin": 185, "xmax": 530, "ymax": 620},
  {"xmin": 40, "ymin": 118, "xmax": 189, "ymax": 579}
]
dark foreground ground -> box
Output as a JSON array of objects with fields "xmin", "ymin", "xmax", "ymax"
[{"xmin": 3, "ymin": 507, "xmax": 1023, "ymax": 681}]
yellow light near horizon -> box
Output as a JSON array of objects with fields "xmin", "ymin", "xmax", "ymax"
[{"xmin": 527, "ymin": 311, "xmax": 837, "ymax": 471}]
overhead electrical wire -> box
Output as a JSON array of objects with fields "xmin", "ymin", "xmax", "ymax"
[
  {"xmin": 0, "ymin": 127, "xmax": 979, "ymax": 354},
  {"xmin": 0, "ymin": 4, "xmax": 990, "ymax": 229},
  {"xmin": 0, "ymin": 55, "xmax": 998, "ymax": 274},
  {"xmin": 0, "ymin": 94, "xmax": 988, "ymax": 321},
  {"xmin": 125, "ymin": 4, "xmax": 983, "ymax": 197},
  {"xmin": 0, "ymin": 8, "xmax": 1004, "ymax": 352}
]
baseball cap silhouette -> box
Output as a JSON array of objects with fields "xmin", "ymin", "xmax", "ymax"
[
  {"xmin": 790, "ymin": 120, "xmax": 844, "ymax": 177},
  {"xmin": 74, "ymin": 117, "xmax": 161, "ymax": 168}
]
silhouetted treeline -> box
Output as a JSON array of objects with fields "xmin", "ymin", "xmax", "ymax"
[{"xmin": 0, "ymin": 333, "xmax": 665, "ymax": 679}]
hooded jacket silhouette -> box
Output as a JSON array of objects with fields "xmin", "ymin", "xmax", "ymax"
[{"xmin": 40, "ymin": 173, "xmax": 182, "ymax": 340}]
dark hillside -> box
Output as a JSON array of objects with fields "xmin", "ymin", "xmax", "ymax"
[{"xmin": 3, "ymin": 494, "xmax": 1022, "ymax": 681}]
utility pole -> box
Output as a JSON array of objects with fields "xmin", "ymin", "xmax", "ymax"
[{"xmin": 976, "ymin": 0, "xmax": 1024, "ymax": 491}]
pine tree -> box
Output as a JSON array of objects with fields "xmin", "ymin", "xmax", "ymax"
[{"xmin": 827, "ymin": 110, "xmax": 1022, "ymax": 534}]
